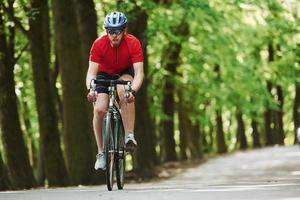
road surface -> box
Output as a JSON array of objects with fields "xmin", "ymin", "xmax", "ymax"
[{"xmin": 1, "ymin": 146, "xmax": 300, "ymax": 200}]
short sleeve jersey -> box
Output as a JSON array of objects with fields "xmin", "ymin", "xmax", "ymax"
[{"xmin": 89, "ymin": 34, "xmax": 144, "ymax": 75}]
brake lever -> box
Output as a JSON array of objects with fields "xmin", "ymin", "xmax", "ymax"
[
  {"xmin": 89, "ymin": 79, "xmax": 97, "ymax": 105},
  {"xmin": 124, "ymin": 81, "xmax": 132, "ymax": 104}
]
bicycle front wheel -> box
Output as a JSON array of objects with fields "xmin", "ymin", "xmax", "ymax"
[
  {"xmin": 116, "ymin": 121, "xmax": 125, "ymax": 189},
  {"xmin": 104, "ymin": 113, "xmax": 114, "ymax": 191}
]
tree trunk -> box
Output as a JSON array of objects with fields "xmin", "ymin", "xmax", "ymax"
[
  {"xmin": 72, "ymin": 0, "xmax": 105, "ymax": 184},
  {"xmin": 274, "ymin": 86, "xmax": 284, "ymax": 145},
  {"xmin": 208, "ymin": 123, "xmax": 214, "ymax": 151},
  {"xmin": 178, "ymin": 98, "xmax": 188, "ymax": 160},
  {"xmin": 293, "ymin": 45, "xmax": 300, "ymax": 143},
  {"xmin": 191, "ymin": 123, "xmax": 203, "ymax": 159},
  {"xmin": 264, "ymin": 43, "xmax": 276, "ymax": 146},
  {"xmin": 50, "ymin": 53, "xmax": 64, "ymax": 125},
  {"xmin": 202, "ymin": 122, "xmax": 212, "ymax": 153},
  {"xmin": 293, "ymin": 83, "xmax": 300, "ymax": 144},
  {"xmin": 162, "ymin": 74, "xmax": 177, "ymax": 161},
  {"xmin": 216, "ymin": 109, "xmax": 227, "ymax": 153},
  {"xmin": 251, "ymin": 118, "xmax": 261, "ymax": 148},
  {"xmin": 0, "ymin": 2, "xmax": 36, "ymax": 189},
  {"xmin": 178, "ymin": 100, "xmax": 201, "ymax": 159},
  {"xmin": 161, "ymin": 19, "xmax": 189, "ymax": 162},
  {"xmin": 214, "ymin": 64, "xmax": 227, "ymax": 153},
  {"xmin": 20, "ymin": 99, "xmax": 37, "ymax": 167},
  {"xmin": 264, "ymin": 81, "xmax": 274, "ymax": 146},
  {"xmin": 52, "ymin": 0, "xmax": 94, "ymax": 185},
  {"xmin": 29, "ymin": 0, "xmax": 69, "ymax": 186},
  {"xmin": 72, "ymin": 0, "xmax": 97, "ymax": 63},
  {"xmin": 127, "ymin": 8, "xmax": 157, "ymax": 177},
  {"xmin": 0, "ymin": 152, "xmax": 11, "ymax": 190},
  {"xmin": 236, "ymin": 111, "xmax": 248, "ymax": 150},
  {"xmin": 36, "ymin": 140, "xmax": 45, "ymax": 186},
  {"xmin": 201, "ymin": 128, "xmax": 209, "ymax": 153}
]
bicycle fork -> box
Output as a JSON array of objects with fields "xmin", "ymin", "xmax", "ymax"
[{"xmin": 113, "ymin": 111, "xmax": 125, "ymax": 159}]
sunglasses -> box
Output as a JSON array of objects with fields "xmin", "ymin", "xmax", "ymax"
[{"xmin": 107, "ymin": 29, "xmax": 124, "ymax": 36}]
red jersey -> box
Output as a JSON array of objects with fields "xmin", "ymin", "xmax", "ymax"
[{"xmin": 89, "ymin": 34, "xmax": 144, "ymax": 75}]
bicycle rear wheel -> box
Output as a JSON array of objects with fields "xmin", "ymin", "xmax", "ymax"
[
  {"xmin": 104, "ymin": 113, "xmax": 114, "ymax": 191},
  {"xmin": 116, "ymin": 121, "xmax": 125, "ymax": 189}
]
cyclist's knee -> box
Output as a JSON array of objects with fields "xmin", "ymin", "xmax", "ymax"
[{"xmin": 94, "ymin": 106, "xmax": 106, "ymax": 117}]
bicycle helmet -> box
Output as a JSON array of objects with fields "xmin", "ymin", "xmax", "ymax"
[{"xmin": 104, "ymin": 11, "xmax": 127, "ymax": 29}]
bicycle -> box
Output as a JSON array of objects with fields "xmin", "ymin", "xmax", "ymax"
[{"xmin": 91, "ymin": 78, "xmax": 132, "ymax": 191}]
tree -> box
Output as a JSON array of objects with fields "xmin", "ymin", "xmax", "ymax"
[
  {"xmin": 0, "ymin": 152, "xmax": 10, "ymax": 190},
  {"xmin": 274, "ymin": 86, "xmax": 284, "ymax": 145},
  {"xmin": 72, "ymin": 0, "xmax": 98, "ymax": 65},
  {"xmin": 0, "ymin": 1, "xmax": 36, "ymax": 189},
  {"xmin": 28, "ymin": 0, "xmax": 69, "ymax": 186},
  {"xmin": 251, "ymin": 118, "xmax": 261, "ymax": 148},
  {"xmin": 294, "ymin": 44, "xmax": 300, "ymax": 143},
  {"xmin": 159, "ymin": 11, "xmax": 190, "ymax": 161},
  {"xmin": 72, "ymin": 0, "xmax": 107, "ymax": 184},
  {"xmin": 125, "ymin": 4, "xmax": 157, "ymax": 177},
  {"xmin": 214, "ymin": 65, "xmax": 227, "ymax": 153},
  {"xmin": 293, "ymin": 83, "xmax": 300, "ymax": 143},
  {"xmin": 52, "ymin": 0, "xmax": 94, "ymax": 185},
  {"xmin": 236, "ymin": 110, "xmax": 248, "ymax": 150},
  {"xmin": 264, "ymin": 81, "xmax": 275, "ymax": 146}
]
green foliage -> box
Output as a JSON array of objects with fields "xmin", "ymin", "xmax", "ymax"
[
  {"xmin": 146, "ymin": 0, "xmax": 299, "ymax": 148},
  {"xmin": 1, "ymin": 0, "xmax": 299, "ymax": 187}
]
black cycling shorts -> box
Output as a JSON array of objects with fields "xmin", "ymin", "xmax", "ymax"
[{"xmin": 95, "ymin": 67, "xmax": 134, "ymax": 94}]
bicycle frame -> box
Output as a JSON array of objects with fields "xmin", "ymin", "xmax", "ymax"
[
  {"xmin": 104, "ymin": 85, "xmax": 122, "ymax": 156},
  {"xmin": 106, "ymin": 83, "xmax": 127, "ymax": 142}
]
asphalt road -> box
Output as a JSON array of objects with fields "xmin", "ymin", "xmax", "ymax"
[{"xmin": 1, "ymin": 146, "xmax": 300, "ymax": 200}]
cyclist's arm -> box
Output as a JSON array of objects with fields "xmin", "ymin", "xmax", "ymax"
[
  {"xmin": 86, "ymin": 61, "xmax": 99, "ymax": 90},
  {"xmin": 132, "ymin": 61, "xmax": 144, "ymax": 92}
]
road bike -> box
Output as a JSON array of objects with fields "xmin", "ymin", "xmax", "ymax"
[{"xmin": 92, "ymin": 78, "xmax": 131, "ymax": 191}]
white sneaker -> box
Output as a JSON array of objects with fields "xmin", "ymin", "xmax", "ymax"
[
  {"xmin": 94, "ymin": 153, "xmax": 106, "ymax": 170},
  {"xmin": 125, "ymin": 134, "xmax": 137, "ymax": 152}
]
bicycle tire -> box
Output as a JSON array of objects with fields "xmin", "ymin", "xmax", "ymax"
[
  {"xmin": 115, "ymin": 117, "xmax": 125, "ymax": 189},
  {"xmin": 104, "ymin": 113, "xmax": 114, "ymax": 191}
]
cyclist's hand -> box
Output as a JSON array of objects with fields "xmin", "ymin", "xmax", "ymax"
[
  {"xmin": 125, "ymin": 92, "xmax": 135, "ymax": 103},
  {"xmin": 87, "ymin": 90, "xmax": 97, "ymax": 102},
  {"xmin": 127, "ymin": 92, "xmax": 135, "ymax": 103}
]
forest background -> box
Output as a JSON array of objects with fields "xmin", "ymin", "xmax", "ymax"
[{"xmin": 0, "ymin": 0, "xmax": 299, "ymax": 190}]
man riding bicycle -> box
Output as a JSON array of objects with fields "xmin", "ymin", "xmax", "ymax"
[{"xmin": 86, "ymin": 11, "xmax": 144, "ymax": 170}]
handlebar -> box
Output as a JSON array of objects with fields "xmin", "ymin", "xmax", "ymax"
[
  {"xmin": 93, "ymin": 79, "xmax": 131, "ymax": 86},
  {"xmin": 88, "ymin": 78, "xmax": 133, "ymax": 104}
]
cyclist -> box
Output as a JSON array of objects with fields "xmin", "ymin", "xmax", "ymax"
[{"xmin": 86, "ymin": 11, "xmax": 144, "ymax": 170}]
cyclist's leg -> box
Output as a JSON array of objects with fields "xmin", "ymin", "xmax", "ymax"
[
  {"xmin": 93, "ymin": 93, "xmax": 109, "ymax": 153},
  {"xmin": 117, "ymin": 74, "xmax": 135, "ymax": 135}
]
